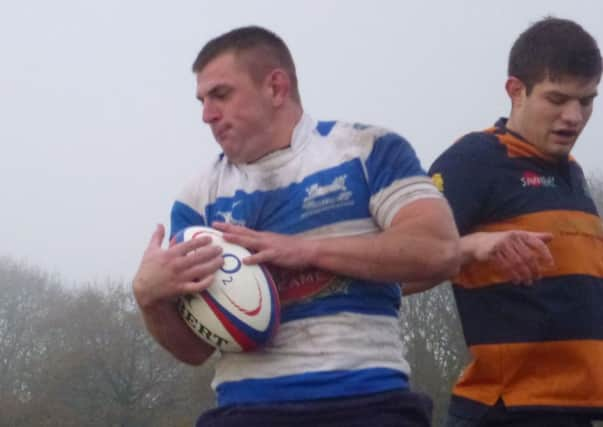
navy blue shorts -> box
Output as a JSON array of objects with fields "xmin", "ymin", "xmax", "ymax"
[
  {"xmin": 445, "ymin": 399, "xmax": 594, "ymax": 427},
  {"xmin": 196, "ymin": 389, "xmax": 432, "ymax": 427}
]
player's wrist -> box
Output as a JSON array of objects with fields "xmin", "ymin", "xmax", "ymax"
[
  {"xmin": 459, "ymin": 232, "xmax": 484, "ymax": 265},
  {"xmin": 301, "ymin": 238, "xmax": 321, "ymax": 268}
]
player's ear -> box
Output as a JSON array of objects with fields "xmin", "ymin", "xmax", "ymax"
[
  {"xmin": 505, "ymin": 76, "xmax": 526, "ymax": 108},
  {"xmin": 266, "ymin": 68, "xmax": 291, "ymax": 107}
]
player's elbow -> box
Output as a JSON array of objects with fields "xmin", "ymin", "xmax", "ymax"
[{"xmin": 425, "ymin": 239, "xmax": 461, "ymax": 281}]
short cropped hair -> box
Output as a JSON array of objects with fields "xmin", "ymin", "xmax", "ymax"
[
  {"xmin": 192, "ymin": 26, "xmax": 300, "ymax": 103},
  {"xmin": 508, "ymin": 17, "xmax": 602, "ymax": 93}
]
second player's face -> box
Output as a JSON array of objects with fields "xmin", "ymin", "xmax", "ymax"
[
  {"xmin": 196, "ymin": 52, "xmax": 275, "ymax": 164},
  {"xmin": 513, "ymin": 75, "xmax": 599, "ymax": 159}
]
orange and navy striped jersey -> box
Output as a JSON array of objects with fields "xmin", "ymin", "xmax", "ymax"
[{"xmin": 429, "ymin": 118, "xmax": 603, "ymax": 418}]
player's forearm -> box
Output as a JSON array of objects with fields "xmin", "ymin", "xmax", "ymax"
[
  {"xmin": 140, "ymin": 301, "xmax": 215, "ymax": 365},
  {"xmin": 308, "ymin": 226, "xmax": 460, "ymax": 283},
  {"xmin": 311, "ymin": 199, "xmax": 461, "ymax": 283}
]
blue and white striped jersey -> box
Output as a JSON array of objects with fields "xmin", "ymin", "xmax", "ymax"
[{"xmin": 171, "ymin": 114, "xmax": 442, "ymax": 406}]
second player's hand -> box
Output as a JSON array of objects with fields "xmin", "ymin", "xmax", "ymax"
[
  {"xmin": 212, "ymin": 222, "xmax": 317, "ymax": 269},
  {"xmin": 464, "ymin": 230, "xmax": 555, "ymax": 285}
]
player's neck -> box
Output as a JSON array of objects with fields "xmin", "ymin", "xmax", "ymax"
[
  {"xmin": 505, "ymin": 114, "xmax": 524, "ymax": 140},
  {"xmin": 270, "ymin": 103, "xmax": 304, "ymax": 152}
]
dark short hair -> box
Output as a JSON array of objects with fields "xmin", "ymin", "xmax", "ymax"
[
  {"xmin": 192, "ymin": 26, "xmax": 300, "ymax": 103},
  {"xmin": 508, "ymin": 17, "xmax": 602, "ymax": 93}
]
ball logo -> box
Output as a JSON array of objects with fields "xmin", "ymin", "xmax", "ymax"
[
  {"xmin": 217, "ymin": 252, "xmax": 263, "ymax": 317},
  {"xmin": 221, "ymin": 253, "xmax": 242, "ymax": 274},
  {"xmin": 178, "ymin": 299, "xmax": 230, "ymax": 348}
]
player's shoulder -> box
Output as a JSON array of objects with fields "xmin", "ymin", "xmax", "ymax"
[
  {"xmin": 314, "ymin": 120, "xmax": 414, "ymax": 161},
  {"xmin": 431, "ymin": 128, "xmax": 503, "ymax": 173},
  {"xmin": 176, "ymin": 154, "xmax": 227, "ymax": 205},
  {"xmin": 315, "ymin": 120, "xmax": 402, "ymax": 143},
  {"xmin": 451, "ymin": 129, "xmax": 502, "ymax": 156}
]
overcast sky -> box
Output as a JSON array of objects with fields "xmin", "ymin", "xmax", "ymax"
[{"xmin": 1, "ymin": 1, "xmax": 602, "ymax": 285}]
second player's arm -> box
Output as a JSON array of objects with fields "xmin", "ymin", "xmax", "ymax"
[{"xmin": 403, "ymin": 230, "xmax": 554, "ymax": 295}]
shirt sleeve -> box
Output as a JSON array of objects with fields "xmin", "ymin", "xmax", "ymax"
[
  {"xmin": 365, "ymin": 132, "xmax": 443, "ymax": 229},
  {"xmin": 169, "ymin": 174, "xmax": 208, "ymax": 239},
  {"xmin": 170, "ymin": 201, "xmax": 206, "ymax": 239}
]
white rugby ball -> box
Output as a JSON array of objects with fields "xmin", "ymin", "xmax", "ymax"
[{"xmin": 174, "ymin": 226, "xmax": 280, "ymax": 352}]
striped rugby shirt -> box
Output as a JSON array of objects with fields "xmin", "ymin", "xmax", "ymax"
[
  {"xmin": 170, "ymin": 114, "xmax": 442, "ymax": 406},
  {"xmin": 430, "ymin": 118, "xmax": 603, "ymax": 418}
]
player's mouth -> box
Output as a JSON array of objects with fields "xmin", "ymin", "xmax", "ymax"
[
  {"xmin": 214, "ymin": 125, "xmax": 231, "ymax": 141},
  {"xmin": 551, "ymin": 129, "xmax": 578, "ymax": 143},
  {"xmin": 552, "ymin": 129, "xmax": 577, "ymax": 137}
]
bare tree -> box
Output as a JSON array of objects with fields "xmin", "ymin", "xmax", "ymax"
[
  {"xmin": 400, "ymin": 282, "xmax": 468, "ymax": 425},
  {"xmin": 32, "ymin": 283, "xmax": 215, "ymax": 427},
  {"xmin": 0, "ymin": 260, "xmax": 216, "ymax": 427},
  {"xmin": 0, "ymin": 257, "xmax": 68, "ymax": 426}
]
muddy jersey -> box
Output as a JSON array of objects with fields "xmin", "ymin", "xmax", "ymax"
[{"xmin": 171, "ymin": 114, "xmax": 442, "ymax": 406}]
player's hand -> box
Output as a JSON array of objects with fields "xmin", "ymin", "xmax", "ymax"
[
  {"xmin": 132, "ymin": 224, "xmax": 224, "ymax": 309},
  {"xmin": 464, "ymin": 230, "xmax": 554, "ymax": 285},
  {"xmin": 212, "ymin": 222, "xmax": 317, "ymax": 269}
]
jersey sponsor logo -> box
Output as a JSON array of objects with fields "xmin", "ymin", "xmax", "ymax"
[
  {"xmin": 521, "ymin": 171, "xmax": 556, "ymax": 188},
  {"xmin": 301, "ymin": 174, "xmax": 354, "ymax": 219},
  {"xmin": 268, "ymin": 266, "xmax": 348, "ymax": 305}
]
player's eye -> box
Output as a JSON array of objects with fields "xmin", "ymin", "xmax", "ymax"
[
  {"xmin": 547, "ymin": 94, "xmax": 566, "ymax": 105},
  {"xmin": 213, "ymin": 87, "xmax": 231, "ymax": 100},
  {"xmin": 579, "ymin": 96, "xmax": 595, "ymax": 107}
]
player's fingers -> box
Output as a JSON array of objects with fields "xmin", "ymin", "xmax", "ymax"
[
  {"xmin": 527, "ymin": 231, "xmax": 554, "ymax": 243},
  {"xmin": 512, "ymin": 237, "xmax": 542, "ymax": 281},
  {"xmin": 181, "ymin": 274, "xmax": 215, "ymax": 294},
  {"xmin": 221, "ymin": 232, "xmax": 262, "ymax": 252},
  {"xmin": 528, "ymin": 244, "xmax": 555, "ymax": 271},
  {"xmin": 212, "ymin": 222, "xmax": 256, "ymax": 236},
  {"xmin": 171, "ymin": 235, "xmax": 213, "ymax": 256},
  {"xmin": 498, "ymin": 242, "xmax": 535, "ymax": 285},
  {"xmin": 523, "ymin": 235, "xmax": 555, "ymax": 269},
  {"xmin": 173, "ymin": 245, "xmax": 223, "ymax": 272},
  {"xmin": 180, "ymin": 256, "xmax": 224, "ymax": 283},
  {"xmin": 243, "ymin": 248, "xmax": 276, "ymax": 265},
  {"xmin": 494, "ymin": 251, "xmax": 523, "ymax": 285},
  {"xmin": 148, "ymin": 224, "xmax": 165, "ymax": 249}
]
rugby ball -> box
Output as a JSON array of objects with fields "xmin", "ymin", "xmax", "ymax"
[{"xmin": 174, "ymin": 226, "xmax": 280, "ymax": 352}]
